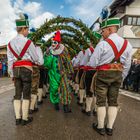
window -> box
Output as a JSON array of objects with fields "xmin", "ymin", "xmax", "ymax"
[
  {"xmin": 121, "ymin": 20, "xmax": 123, "ymax": 26},
  {"xmin": 137, "ymin": 17, "xmax": 140, "ymax": 25},
  {"xmin": 128, "ymin": 17, "xmax": 132, "ymax": 25},
  {"xmin": 132, "ymin": 17, "xmax": 137, "ymax": 25},
  {"xmin": 121, "ymin": 16, "xmax": 140, "ymax": 26}
]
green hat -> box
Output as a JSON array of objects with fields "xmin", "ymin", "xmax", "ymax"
[
  {"xmin": 16, "ymin": 13, "xmax": 29, "ymax": 27},
  {"xmin": 35, "ymin": 40, "xmax": 45, "ymax": 46},
  {"xmin": 101, "ymin": 17, "xmax": 120, "ymax": 29},
  {"xmin": 93, "ymin": 31, "xmax": 102, "ymax": 40},
  {"xmin": 86, "ymin": 38, "xmax": 91, "ymax": 43},
  {"xmin": 85, "ymin": 31, "xmax": 102, "ymax": 44},
  {"xmin": 36, "ymin": 40, "xmax": 43, "ymax": 46}
]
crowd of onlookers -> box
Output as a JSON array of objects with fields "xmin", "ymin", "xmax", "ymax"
[
  {"xmin": 0, "ymin": 58, "xmax": 8, "ymax": 77},
  {"xmin": 122, "ymin": 59, "xmax": 140, "ymax": 94}
]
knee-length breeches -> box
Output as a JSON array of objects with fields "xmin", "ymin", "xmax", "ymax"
[{"xmin": 85, "ymin": 70, "xmax": 96, "ymax": 97}]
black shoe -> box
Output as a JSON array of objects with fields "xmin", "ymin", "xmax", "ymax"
[
  {"xmin": 82, "ymin": 109, "xmax": 91, "ymax": 116},
  {"xmin": 16, "ymin": 119, "xmax": 21, "ymax": 125},
  {"xmin": 81, "ymin": 109, "xmax": 86, "ymax": 113},
  {"xmin": 37, "ymin": 100, "xmax": 43, "ymax": 105},
  {"xmin": 29, "ymin": 109, "xmax": 34, "ymax": 114},
  {"xmin": 93, "ymin": 109, "xmax": 97, "ymax": 116},
  {"xmin": 77, "ymin": 101, "xmax": 83, "ymax": 106},
  {"xmin": 106, "ymin": 127, "xmax": 113, "ymax": 136},
  {"xmin": 29, "ymin": 108, "xmax": 39, "ymax": 114},
  {"xmin": 43, "ymin": 95, "xmax": 47, "ymax": 99},
  {"xmin": 63, "ymin": 105, "xmax": 72, "ymax": 113},
  {"xmin": 54, "ymin": 103, "xmax": 60, "ymax": 111},
  {"xmin": 92, "ymin": 123, "xmax": 105, "ymax": 135},
  {"xmin": 21, "ymin": 117, "xmax": 33, "ymax": 126},
  {"xmin": 77, "ymin": 96, "xmax": 80, "ymax": 101},
  {"xmin": 86, "ymin": 111, "xmax": 91, "ymax": 116},
  {"xmin": 34, "ymin": 107, "xmax": 39, "ymax": 112},
  {"xmin": 46, "ymin": 92, "xmax": 49, "ymax": 95}
]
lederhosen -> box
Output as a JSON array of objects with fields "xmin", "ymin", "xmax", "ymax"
[
  {"xmin": 74, "ymin": 67, "xmax": 79, "ymax": 84},
  {"xmin": 84, "ymin": 47, "xmax": 96, "ymax": 97},
  {"xmin": 39, "ymin": 67, "xmax": 45, "ymax": 88},
  {"xmin": 32, "ymin": 63, "xmax": 40, "ymax": 95},
  {"xmin": 8, "ymin": 40, "xmax": 33, "ymax": 100},
  {"xmin": 95, "ymin": 38, "xmax": 128, "ymax": 106}
]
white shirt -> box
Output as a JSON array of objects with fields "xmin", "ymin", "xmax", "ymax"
[
  {"xmin": 35, "ymin": 46, "xmax": 44, "ymax": 65},
  {"xmin": 7, "ymin": 34, "xmax": 39, "ymax": 77},
  {"xmin": 74, "ymin": 51, "xmax": 85, "ymax": 67},
  {"xmin": 80, "ymin": 48, "xmax": 93, "ymax": 66},
  {"xmin": 88, "ymin": 33, "xmax": 132, "ymax": 79},
  {"xmin": 71, "ymin": 56, "xmax": 77, "ymax": 67}
]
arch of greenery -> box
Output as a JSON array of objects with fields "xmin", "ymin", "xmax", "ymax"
[{"xmin": 31, "ymin": 16, "xmax": 97, "ymax": 56}]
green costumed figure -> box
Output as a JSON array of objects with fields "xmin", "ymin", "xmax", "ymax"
[{"xmin": 44, "ymin": 31, "xmax": 74, "ymax": 113}]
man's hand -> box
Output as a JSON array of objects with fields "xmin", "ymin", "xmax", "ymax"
[{"xmin": 12, "ymin": 77, "xmax": 15, "ymax": 86}]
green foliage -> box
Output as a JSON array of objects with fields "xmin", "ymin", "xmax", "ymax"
[{"xmin": 31, "ymin": 16, "xmax": 97, "ymax": 56}]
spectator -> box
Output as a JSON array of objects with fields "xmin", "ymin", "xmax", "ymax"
[
  {"xmin": 0, "ymin": 61, "xmax": 2, "ymax": 77},
  {"xmin": 122, "ymin": 59, "xmax": 140, "ymax": 94},
  {"xmin": 133, "ymin": 60, "xmax": 140, "ymax": 92},
  {"xmin": 2, "ymin": 61, "xmax": 7, "ymax": 76}
]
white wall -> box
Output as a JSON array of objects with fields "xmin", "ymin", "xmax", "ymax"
[
  {"xmin": 128, "ymin": 38, "xmax": 140, "ymax": 48},
  {"xmin": 118, "ymin": 26, "xmax": 124, "ymax": 37},
  {"xmin": 118, "ymin": 25, "xmax": 140, "ymax": 38},
  {"xmin": 126, "ymin": 0, "xmax": 140, "ymax": 15},
  {"xmin": 123, "ymin": 25, "xmax": 137, "ymax": 38},
  {"xmin": 118, "ymin": 26, "xmax": 140, "ymax": 49},
  {"xmin": 131, "ymin": 26, "xmax": 140, "ymax": 37}
]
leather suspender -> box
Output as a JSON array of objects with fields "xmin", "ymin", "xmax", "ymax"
[
  {"xmin": 8, "ymin": 40, "xmax": 32, "ymax": 60},
  {"xmin": 89, "ymin": 47, "xmax": 94, "ymax": 53},
  {"xmin": 105, "ymin": 38, "xmax": 128, "ymax": 62}
]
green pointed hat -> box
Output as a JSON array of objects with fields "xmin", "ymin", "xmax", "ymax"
[
  {"xmin": 16, "ymin": 13, "xmax": 29, "ymax": 27},
  {"xmin": 86, "ymin": 31, "xmax": 102, "ymax": 44},
  {"xmin": 93, "ymin": 31, "xmax": 102, "ymax": 40},
  {"xmin": 101, "ymin": 17, "xmax": 120, "ymax": 29}
]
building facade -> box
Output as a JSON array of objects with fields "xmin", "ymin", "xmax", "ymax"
[
  {"xmin": 91, "ymin": 0, "xmax": 140, "ymax": 52},
  {"xmin": 0, "ymin": 45, "xmax": 7, "ymax": 60}
]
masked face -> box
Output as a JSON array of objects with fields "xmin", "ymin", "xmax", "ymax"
[{"xmin": 52, "ymin": 41, "xmax": 59, "ymax": 50}]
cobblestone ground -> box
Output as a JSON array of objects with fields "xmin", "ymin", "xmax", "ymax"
[{"xmin": 0, "ymin": 77, "xmax": 140, "ymax": 140}]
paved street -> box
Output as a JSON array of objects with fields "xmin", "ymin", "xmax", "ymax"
[{"xmin": 0, "ymin": 77, "xmax": 140, "ymax": 140}]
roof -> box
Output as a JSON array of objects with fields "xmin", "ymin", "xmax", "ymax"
[
  {"xmin": 110, "ymin": 0, "xmax": 135, "ymax": 17},
  {"xmin": 90, "ymin": 0, "xmax": 135, "ymax": 29},
  {"xmin": 0, "ymin": 45, "xmax": 7, "ymax": 49},
  {"xmin": 110, "ymin": 0, "xmax": 134, "ymax": 10},
  {"xmin": 0, "ymin": 49, "xmax": 7, "ymax": 55}
]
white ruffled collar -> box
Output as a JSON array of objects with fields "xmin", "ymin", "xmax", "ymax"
[{"xmin": 51, "ymin": 44, "xmax": 65, "ymax": 55}]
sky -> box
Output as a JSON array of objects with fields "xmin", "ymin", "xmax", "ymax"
[{"xmin": 0, "ymin": 0, "xmax": 113, "ymax": 46}]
